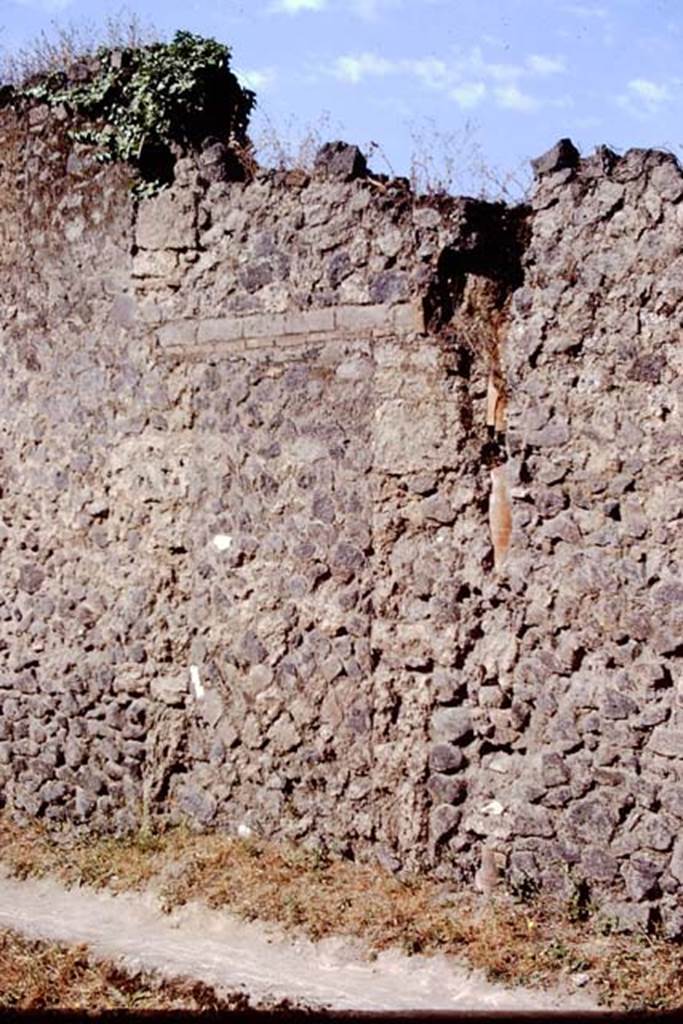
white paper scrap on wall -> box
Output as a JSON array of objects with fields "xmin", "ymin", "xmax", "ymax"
[
  {"xmin": 212, "ymin": 534, "xmax": 232, "ymax": 551},
  {"xmin": 189, "ymin": 664, "xmax": 205, "ymax": 699},
  {"xmin": 481, "ymin": 799, "xmax": 505, "ymax": 816}
]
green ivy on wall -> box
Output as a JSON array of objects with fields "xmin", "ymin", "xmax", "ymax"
[{"xmin": 20, "ymin": 31, "xmax": 255, "ymax": 196}]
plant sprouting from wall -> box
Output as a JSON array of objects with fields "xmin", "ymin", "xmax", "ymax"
[{"xmin": 16, "ymin": 31, "xmax": 255, "ymax": 196}]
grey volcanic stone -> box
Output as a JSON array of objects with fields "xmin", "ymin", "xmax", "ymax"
[
  {"xmin": 566, "ymin": 796, "xmax": 620, "ymax": 843},
  {"xmin": 427, "ymin": 774, "xmax": 467, "ymax": 805},
  {"xmin": 531, "ymin": 138, "xmax": 580, "ymax": 177},
  {"xmin": 540, "ymin": 752, "xmax": 570, "ymax": 788},
  {"xmin": 622, "ymin": 855, "xmax": 663, "ymax": 901},
  {"xmin": 431, "ymin": 708, "xmax": 473, "ymax": 745},
  {"xmin": 661, "ymin": 900, "xmax": 683, "ymax": 940},
  {"xmin": 598, "ymin": 901, "xmax": 655, "ymax": 934},
  {"xmin": 601, "ymin": 689, "xmax": 638, "ymax": 720},
  {"xmin": 177, "ymin": 785, "xmax": 217, "ymax": 825},
  {"xmin": 581, "ymin": 847, "xmax": 618, "ymax": 883},
  {"xmin": 429, "ymin": 744, "xmax": 465, "ymax": 774},
  {"xmin": 648, "ymin": 727, "xmax": 683, "ymax": 758},
  {"xmin": 314, "ymin": 141, "xmax": 367, "ymax": 181},
  {"xmin": 19, "ymin": 564, "xmax": 45, "ymax": 594},
  {"xmin": 74, "ymin": 788, "xmax": 97, "ymax": 820},
  {"xmin": 151, "ymin": 675, "xmax": 187, "ymax": 707},
  {"xmin": 429, "ymin": 804, "xmax": 462, "ymax": 845},
  {"xmin": 670, "ymin": 839, "xmax": 683, "ymax": 884},
  {"xmin": 514, "ymin": 804, "xmax": 555, "ymax": 838}
]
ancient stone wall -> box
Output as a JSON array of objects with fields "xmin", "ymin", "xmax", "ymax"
[{"xmin": 0, "ymin": 97, "xmax": 681, "ymax": 936}]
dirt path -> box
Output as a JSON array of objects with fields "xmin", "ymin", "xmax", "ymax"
[{"xmin": 0, "ymin": 872, "xmax": 598, "ymax": 1012}]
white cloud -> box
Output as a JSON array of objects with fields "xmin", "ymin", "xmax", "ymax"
[
  {"xmin": 333, "ymin": 52, "xmax": 395, "ymax": 83},
  {"xmin": 548, "ymin": 94, "xmax": 575, "ymax": 110},
  {"xmin": 451, "ymin": 81, "xmax": 487, "ymax": 109},
  {"xmin": 331, "ymin": 48, "xmax": 520, "ymax": 89},
  {"xmin": 238, "ymin": 68, "xmax": 277, "ymax": 92},
  {"xmin": 617, "ymin": 78, "xmax": 673, "ymax": 116},
  {"xmin": 575, "ymin": 114, "xmax": 603, "ymax": 129},
  {"xmin": 494, "ymin": 84, "xmax": 540, "ymax": 112},
  {"xmin": 12, "ymin": 0, "xmax": 75, "ymax": 10},
  {"xmin": 347, "ymin": 0, "xmax": 398, "ymax": 18},
  {"xmin": 478, "ymin": 61, "xmax": 521, "ymax": 82},
  {"xmin": 467, "ymin": 47, "xmax": 522, "ymax": 81},
  {"xmin": 562, "ymin": 3, "xmax": 607, "ymax": 17},
  {"xmin": 330, "ymin": 45, "xmax": 557, "ymax": 114},
  {"xmin": 527, "ymin": 54, "xmax": 566, "ymax": 75},
  {"xmin": 272, "ymin": 0, "xmax": 402, "ymax": 16},
  {"xmin": 405, "ymin": 57, "xmax": 450, "ymax": 91},
  {"xmin": 627, "ymin": 78, "xmax": 671, "ymax": 105},
  {"xmin": 271, "ymin": 0, "xmax": 327, "ymax": 13}
]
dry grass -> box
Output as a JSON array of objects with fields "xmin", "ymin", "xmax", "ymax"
[
  {"xmin": 1, "ymin": 812, "xmax": 681, "ymax": 1011},
  {"xmin": 0, "ymin": 927, "xmax": 247, "ymax": 1011},
  {"xmin": 408, "ymin": 116, "xmax": 532, "ymax": 202},
  {"xmin": 0, "ymin": 812, "xmax": 168, "ymax": 893},
  {"xmin": 251, "ymin": 109, "xmax": 346, "ymax": 173},
  {"xmin": 0, "ymin": 10, "xmax": 158, "ymax": 86}
]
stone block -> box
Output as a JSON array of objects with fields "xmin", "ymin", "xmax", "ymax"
[
  {"xmin": 650, "ymin": 159, "xmax": 683, "ymax": 202},
  {"xmin": 648, "ymin": 726, "xmax": 683, "ymax": 758},
  {"xmin": 177, "ymin": 784, "xmax": 217, "ymax": 825},
  {"xmin": 431, "ymin": 707, "xmax": 473, "ymax": 745},
  {"xmin": 429, "ymin": 743, "xmax": 464, "ymax": 774},
  {"xmin": 267, "ymin": 714, "xmax": 301, "ymax": 755},
  {"xmin": 18, "ymin": 564, "xmax": 44, "ymax": 595},
  {"xmin": 136, "ymin": 189, "xmax": 197, "ymax": 250},
  {"xmin": 622, "ymin": 854, "xmax": 663, "ymax": 901},
  {"xmin": 196, "ymin": 318, "xmax": 242, "ymax": 345},
  {"xmin": 242, "ymin": 312, "xmax": 285, "ymax": 339},
  {"xmin": 531, "ymin": 137, "xmax": 580, "ymax": 178},
  {"xmin": 393, "ymin": 301, "xmax": 425, "ymax": 334},
  {"xmin": 413, "ymin": 206, "xmax": 441, "ymax": 229},
  {"xmin": 429, "ymin": 803, "xmax": 462, "ymax": 845},
  {"xmin": 581, "ymin": 846, "xmax": 618, "ymax": 883},
  {"xmin": 110, "ymin": 294, "xmax": 137, "ymax": 327},
  {"xmin": 432, "ymin": 669, "xmax": 465, "ymax": 705},
  {"xmin": 566, "ymin": 795, "xmax": 620, "ymax": 843},
  {"xmin": 526, "ymin": 417, "xmax": 571, "ymax": 447},
  {"xmin": 374, "ymin": 399, "xmax": 451, "ymax": 474},
  {"xmin": 158, "ymin": 320, "xmax": 197, "ymax": 348},
  {"xmin": 198, "ymin": 689, "xmax": 223, "ymax": 728},
  {"xmin": 598, "ymin": 901, "xmax": 655, "ymax": 934},
  {"xmin": 150, "ymin": 675, "xmax": 186, "ymax": 707},
  {"xmin": 74, "ymin": 787, "xmax": 97, "ymax": 819},
  {"xmin": 282, "ymin": 308, "xmax": 335, "ymax": 335},
  {"xmin": 313, "ymin": 141, "xmax": 367, "ymax": 182},
  {"xmin": 427, "ymin": 773, "xmax": 466, "ymax": 804},
  {"xmin": 661, "ymin": 901, "xmax": 683, "ymax": 940},
  {"xmin": 369, "ymin": 271, "xmax": 409, "ymax": 305},
  {"xmin": 540, "ymin": 752, "xmax": 570, "ymax": 788},
  {"xmin": 132, "ymin": 250, "xmax": 178, "ymax": 279},
  {"xmin": 670, "ymin": 838, "xmax": 683, "ymax": 883},
  {"xmin": 514, "ymin": 803, "xmax": 555, "ymax": 838},
  {"xmin": 335, "ymin": 304, "xmax": 387, "ymax": 332}
]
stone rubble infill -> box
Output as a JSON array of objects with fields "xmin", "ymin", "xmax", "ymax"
[
  {"xmin": 0, "ymin": 873, "xmax": 598, "ymax": 1012},
  {"xmin": 4, "ymin": 87, "xmax": 682, "ymax": 927}
]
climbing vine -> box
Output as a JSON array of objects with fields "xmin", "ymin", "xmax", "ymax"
[{"xmin": 19, "ymin": 31, "xmax": 255, "ymax": 195}]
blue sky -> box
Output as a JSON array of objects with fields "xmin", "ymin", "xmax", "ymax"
[{"xmin": 2, "ymin": 0, "xmax": 682, "ymax": 195}]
